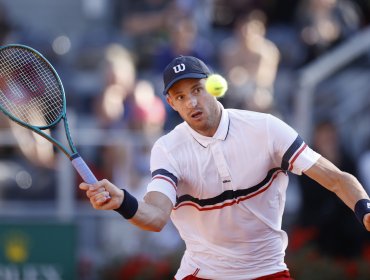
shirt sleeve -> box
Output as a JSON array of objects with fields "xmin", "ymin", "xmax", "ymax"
[
  {"xmin": 267, "ymin": 114, "xmax": 321, "ymax": 175},
  {"xmin": 147, "ymin": 140, "xmax": 178, "ymax": 205}
]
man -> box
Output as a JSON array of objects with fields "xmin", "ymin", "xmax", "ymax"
[{"xmin": 80, "ymin": 56, "xmax": 370, "ymax": 280}]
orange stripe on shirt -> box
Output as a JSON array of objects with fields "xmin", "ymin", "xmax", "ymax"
[
  {"xmin": 174, "ymin": 170, "xmax": 285, "ymax": 211},
  {"xmin": 152, "ymin": 175, "xmax": 177, "ymax": 191},
  {"xmin": 289, "ymin": 144, "xmax": 307, "ymax": 171}
]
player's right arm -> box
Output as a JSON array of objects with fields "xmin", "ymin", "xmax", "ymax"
[{"xmin": 79, "ymin": 180, "xmax": 173, "ymax": 232}]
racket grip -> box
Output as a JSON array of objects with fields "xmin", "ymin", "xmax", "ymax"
[{"xmin": 71, "ymin": 154, "xmax": 98, "ymax": 184}]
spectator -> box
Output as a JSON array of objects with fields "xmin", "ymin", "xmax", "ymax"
[
  {"xmin": 219, "ymin": 10, "xmax": 280, "ymax": 112},
  {"xmin": 94, "ymin": 44, "xmax": 136, "ymax": 129},
  {"xmin": 294, "ymin": 0, "xmax": 364, "ymax": 63},
  {"xmin": 153, "ymin": 15, "xmax": 214, "ymax": 73},
  {"xmin": 118, "ymin": 0, "xmax": 182, "ymax": 70}
]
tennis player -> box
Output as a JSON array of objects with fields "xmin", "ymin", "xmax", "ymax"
[{"xmin": 80, "ymin": 56, "xmax": 370, "ymax": 280}]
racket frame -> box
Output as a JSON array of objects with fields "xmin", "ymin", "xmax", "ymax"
[
  {"xmin": 0, "ymin": 44, "xmax": 78, "ymax": 159},
  {"xmin": 0, "ymin": 44, "xmax": 100, "ymax": 185}
]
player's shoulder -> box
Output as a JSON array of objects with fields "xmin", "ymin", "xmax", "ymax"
[
  {"xmin": 153, "ymin": 122, "xmax": 189, "ymax": 151},
  {"xmin": 226, "ymin": 108, "xmax": 272, "ymax": 124},
  {"xmin": 225, "ymin": 109, "xmax": 289, "ymax": 134}
]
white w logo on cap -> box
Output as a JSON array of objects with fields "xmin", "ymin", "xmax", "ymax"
[{"xmin": 173, "ymin": 63, "xmax": 185, "ymax": 73}]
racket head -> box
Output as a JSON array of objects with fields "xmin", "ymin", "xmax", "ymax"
[
  {"xmin": 0, "ymin": 44, "xmax": 66, "ymax": 130},
  {"xmin": 0, "ymin": 45, "xmax": 99, "ymax": 183}
]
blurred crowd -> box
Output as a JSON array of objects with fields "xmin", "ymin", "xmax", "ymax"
[{"xmin": 1, "ymin": 0, "xmax": 370, "ymax": 279}]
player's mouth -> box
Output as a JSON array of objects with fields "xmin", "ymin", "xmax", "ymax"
[{"xmin": 190, "ymin": 110, "xmax": 203, "ymax": 120}]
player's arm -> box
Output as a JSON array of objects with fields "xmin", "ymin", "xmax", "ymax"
[
  {"xmin": 304, "ymin": 156, "xmax": 370, "ymax": 231},
  {"xmin": 79, "ymin": 180, "xmax": 173, "ymax": 232}
]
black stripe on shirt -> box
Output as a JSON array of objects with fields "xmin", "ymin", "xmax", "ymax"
[
  {"xmin": 281, "ymin": 135, "xmax": 304, "ymax": 171},
  {"xmin": 175, "ymin": 167, "xmax": 282, "ymax": 208},
  {"xmin": 152, "ymin": 168, "xmax": 178, "ymax": 185}
]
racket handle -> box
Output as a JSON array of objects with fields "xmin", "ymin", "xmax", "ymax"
[{"xmin": 71, "ymin": 154, "xmax": 98, "ymax": 184}]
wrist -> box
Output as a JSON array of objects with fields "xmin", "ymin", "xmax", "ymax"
[
  {"xmin": 116, "ymin": 189, "xmax": 125, "ymax": 208},
  {"xmin": 354, "ymin": 199, "xmax": 370, "ymax": 227},
  {"xmin": 114, "ymin": 189, "xmax": 138, "ymax": 219}
]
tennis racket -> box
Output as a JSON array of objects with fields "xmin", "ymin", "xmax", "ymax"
[{"xmin": 0, "ymin": 44, "xmax": 99, "ymax": 186}]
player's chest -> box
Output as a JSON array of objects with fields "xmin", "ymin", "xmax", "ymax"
[{"xmin": 175, "ymin": 140, "xmax": 272, "ymax": 199}]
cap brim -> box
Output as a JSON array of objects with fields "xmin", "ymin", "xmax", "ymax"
[{"xmin": 163, "ymin": 73, "xmax": 208, "ymax": 95}]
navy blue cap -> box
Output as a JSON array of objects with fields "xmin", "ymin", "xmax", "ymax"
[{"xmin": 163, "ymin": 56, "xmax": 211, "ymax": 95}]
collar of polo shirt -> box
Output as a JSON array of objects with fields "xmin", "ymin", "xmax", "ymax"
[{"xmin": 185, "ymin": 102, "xmax": 229, "ymax": 147}]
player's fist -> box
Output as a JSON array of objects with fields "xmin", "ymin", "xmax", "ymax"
[
  {"xmin": 79, "ymin": 179, "xmax": 124, "ymax": 210},
  {"xmin": 364, "ymin": 213, "xmax": 370, "ymax": 231}
]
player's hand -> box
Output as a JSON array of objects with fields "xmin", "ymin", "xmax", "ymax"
[
  {"xmin": 79, "ymin": 179, "xmax": 124, "ymax": 210},
  {"xmin": 364, "ymin": 213, "xmax": 370, "ymax": 231}
]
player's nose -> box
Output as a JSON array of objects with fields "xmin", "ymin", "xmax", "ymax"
[{"xmin": 186, "ymin": 95, "xmax": 197, "ymax": 108}]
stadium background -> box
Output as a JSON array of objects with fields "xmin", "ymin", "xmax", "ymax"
[{"xmin": 0, "ymin": 0, "xmax": 370, "ymax": 279}]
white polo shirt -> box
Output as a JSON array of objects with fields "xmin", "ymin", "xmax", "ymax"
[{"xmin": 147, "ymin": 104, "xmax": 320, "ymax": 280}]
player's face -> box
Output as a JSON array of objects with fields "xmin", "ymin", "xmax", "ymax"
[{"xmin": 166, "ymin": 78, "xmax": 222, "ymax": 137}]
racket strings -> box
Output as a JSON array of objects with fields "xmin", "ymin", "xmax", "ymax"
[{"xmin": 0, "ymin": 47, "xmax": 64, "ymax": 127}]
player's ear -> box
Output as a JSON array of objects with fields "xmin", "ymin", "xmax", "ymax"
[{"xmin": 166, "ymin": 94, "xmax": 177, "ymax": 111}]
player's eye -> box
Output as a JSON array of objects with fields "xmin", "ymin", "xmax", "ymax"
[
  {"xmin": 193, "ymin": 87, "xmax": 202, "ymax": 95},
  {"xmin": 176, "ymin": 95, "xmax": 184, "ymax": 101}
]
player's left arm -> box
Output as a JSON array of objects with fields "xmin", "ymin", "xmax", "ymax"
[{"xmin": 304, "ymin": 156, "xmax": 370, "ymax": 231}]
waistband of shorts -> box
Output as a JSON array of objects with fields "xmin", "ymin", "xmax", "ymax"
[{"xmin": 174, "ymin": 269, "xmax": 293, "ymax": 280}]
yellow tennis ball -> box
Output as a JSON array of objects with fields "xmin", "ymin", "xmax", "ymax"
[{"xmin": 205, "ymin": 74, "xmax": 228, "ymax": 97}]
